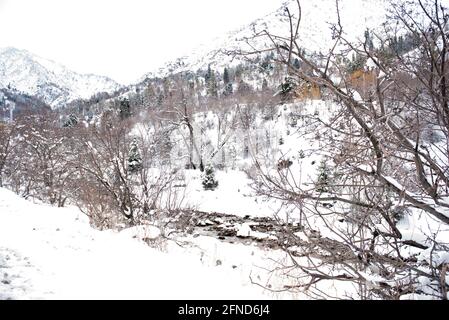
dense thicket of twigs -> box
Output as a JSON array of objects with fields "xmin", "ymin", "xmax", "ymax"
[{"xmin": 236, "ymin": 0, "xmax": 449, "ymax": 299}]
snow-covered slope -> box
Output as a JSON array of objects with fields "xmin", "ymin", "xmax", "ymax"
[
  {"xmin": 0, "ymin": 187, "xmax": 301, "ymax": 299},
  {"xmin": 0, "ymin": 47, "xmax": 122, "ymax": 108},
  {"xmin": 144, "ymin": 0, "xmax": 388, "ymax": 79}
]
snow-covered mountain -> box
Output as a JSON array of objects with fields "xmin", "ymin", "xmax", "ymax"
[
  {"xmin": 0, "ymin": 47, "xmax": 122, "ymax": 108},
  {"xmin": 143, "ymin": 0, "xmax": 388, "ymax": 79}
]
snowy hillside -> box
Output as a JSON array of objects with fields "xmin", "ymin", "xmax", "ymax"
[
  {"xmin": 143, "ymin": 0, "xmax": 388, "ymax": 79},
  {"xmin": 0, "ymin": 187, "xmax": 305, "ymax": 299},
  {"xmin": 0, "ymin": 47, "xmax": 122, "ymax": 108}
]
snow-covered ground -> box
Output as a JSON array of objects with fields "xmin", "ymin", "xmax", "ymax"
[
  {"xmin": 177, "ymin": 101, "xmax": 337, "ymax": 219},
  {"xmin": 2, "ymin": 97, "xmax": 448, "ymax": 300},
  {"xmin": 183, "ymin": 169, "xmax": 278, "ymax": 218},
  {"xmin": 0, "ymin": 187, "xmax": 302, "ymax": 299},
  {"xmin": 0, "ymin": 101, "xmax": 344, "ymax": 300}
]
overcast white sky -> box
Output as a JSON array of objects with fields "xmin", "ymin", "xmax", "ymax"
[{"xmin": 0, "ymin": 0, "xmax": 284, "ymax": 84}]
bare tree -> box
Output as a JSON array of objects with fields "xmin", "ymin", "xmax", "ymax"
[
  {"xmin": 71, "ymin": 112, "xmax": 177, "ymax": 229},
  {"xmin": 238, "ymin": 0, "xmax": 449, "ymax": 299},
  {"xmin": 5, "ymin": 112, "xmax": 77, "ymax": 207}
]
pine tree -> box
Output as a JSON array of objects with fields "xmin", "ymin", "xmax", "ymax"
[
  {"xmin": 223, "ymin": 68, "xmax": 230, "ymax": 84},
  {"xmin": 202, "ymin": 163, "xmax": 218, "ymax": 191},
  {"xmin": 316, "ymin": 160, "xmax": 331, "ymax": 193},
  {"xmin": 128, "ymin": 138, "xmax": 142, "ymax": 173},
  {"xmin": 364, "ymin": 29, "xmax": 374, "ymax": 52},
  {"xmin": 223, "ymin": 83, "xmax": 233, "ymax": 96},
  {"xmin": 205, "ymin": 64, "xmax": 212, "ymax": 83},
  {"xmin": 279, "ymin": 137, "xmax": 284, "ymax": 145},
  {"xmin": 293, "ymin": 58, "xmax": 301, "ymax": 69},
  {"xmin": 205, "ymin": 65, "xmax": 218, "ymax": 97},
  {"xmin": 223, "ymin": 68, "xmax": 233, "ymax": 96},
  {"xmin": 280, "ymin": 77, "xmax": 296, "ymax": 94},
  {"xmin": 63, "ymin": 114, "xmax": 79, "ymax": 128},
  {"xmin": 347, "ymin": 53, "xmax": 367, "ymax": 73},
  {"xmin": 119, "ymin": 98, "xmax": 131, "ymax": 120},
  {"xmin": 289, "ymin": 114, "xmax": 298, "ymax": 127}
]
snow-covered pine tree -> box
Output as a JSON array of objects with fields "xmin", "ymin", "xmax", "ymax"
[
  {"xmin": 223, "ymin": 68, "xmax": 233, "ymax": 96},
  {"xmin": 202, "ymin": 163, "xmax": 218, "ymax": 191},
  {"xmin": 289, "ymin": 114, "xmax": 298, "ymax": 127},
  {"xmin": 364, "ymin": 29, "xmax": 374, "ymax": 52},
  {"xmin": 280, "ymin": 77, "xmax": 297, "ymax": 94},
  {"xmin": 223, "ymin": 83, "xmax": 233, "ymax": 96},
  {"xmin": 128, "ymin": 138, "xmax": 142, "ymax": 173},
  {"xmin": 63, "ymin": 114, "xmax": 79, "ymax": 128},
  {"xmin": 119, "ymin": 97, "xmax": 131, "ymax": 120},
  {"xmin": 293, "ymin": 58, "xmax": 301, "ymax": 69},
  {"xmin": 223, "ymin": 67, "xmax": 230, "ymax": 84},
  {"xmin": 279, "ymin": 136, "xmax": 284, "ymax": 145},
  {"xmin": 206, "ymin": 65, "xmax": 218, "ymax": 97},
  {"xmin": 316, "ymin": 160, "xmax": 331, "ymax": 193}
]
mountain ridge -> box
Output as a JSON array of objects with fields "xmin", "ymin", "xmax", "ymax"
[
  {"xmin": 0, "ymin": 0, "xmax": 393, "ymax": 108},
  {"xmin": 0, "ymin": 47, "xmax": 122, "ymax": 108},
  {"xmin": 142, "ymin": 0, "xmax": 389, "ymax": 81}
]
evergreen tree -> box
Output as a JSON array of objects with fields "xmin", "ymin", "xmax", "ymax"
[
  {"xmin": 260, "ymin": 54, "xmax": 274, "ymax": 73},
  {"xmin": 223, "ymin": 83, "xmax": 233, "ymax": 96},
  {"xmin": 289, "ymin": 114, "xmax": 298, "ymax": 127},
  {"xmin": 223, "ymin": 68, "xmax": 230, "ymax": 84},
  {"xmin": 202, "ymin": 163, "xmax": 218, "ymax": 191},
  {"xmin": 128, "ymin": 138, "xmax": 142, "ymax": 173},
  {"xmin": 364, "ymin": 29, "xmax": 374, "ymax": 52},
  {"xmin": 206, "ymin": 65, "xmax": 218, "ymax": 97},
  {"xmin": 205, "ymin": 64, "xmax": 212, "ymax": 83},
  {"xmin": 279, "ymin": 137, "xmax": 284, "ymax": 145},
  {"xmin": 316, "ymin": 160, "xmax": 331, "ymax": 193},
  {"xmin": 347, "ymin": 53, "xmax": 367, "ymax": 73},
  {"xmin": 387, "ymin": 33, "xmax": 418, "ymax": 55},
  {"xmin": 278, "ymin": 77, "xmax": 297, "ymax": 102},
  {"xmin": 280, "ymin": 77, "xmax": 297, "ymax": 94},
  {"xmin": 293, "ymin": 58, "xmax": 301, "ymax": 69},
  {"xmin": 223, "ymin": 68, "xmax": 233, "ymax": 96},
  {"xmin": 63, "ymin": 114, "xmax": 79, "ymax": 128},
  {"xmin": 119, "ymin": 98, "xmax": 131, "ymax": 120}
]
